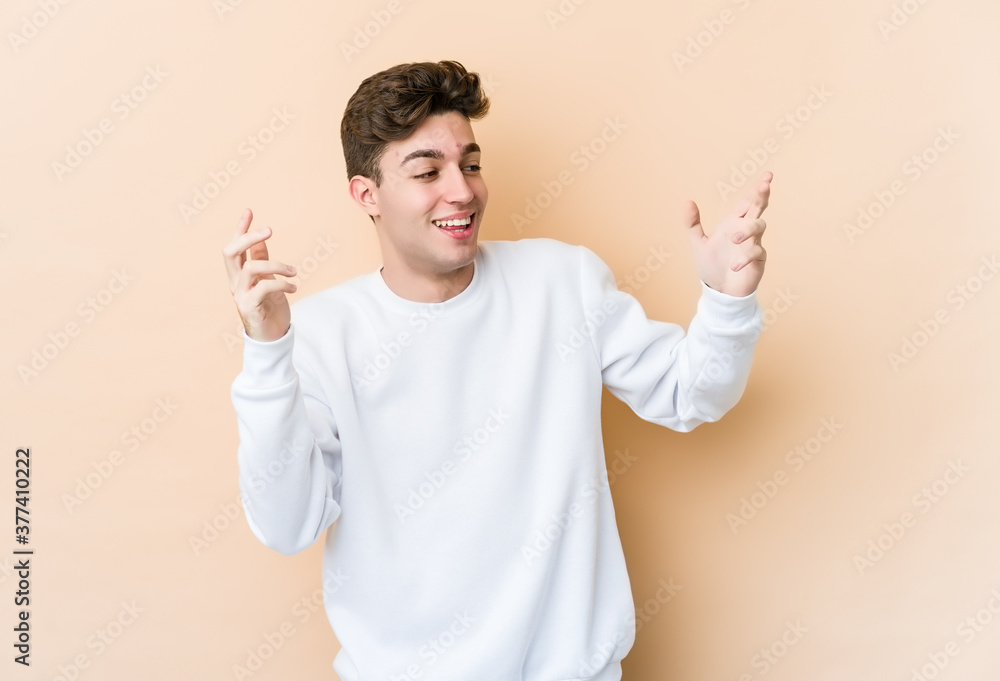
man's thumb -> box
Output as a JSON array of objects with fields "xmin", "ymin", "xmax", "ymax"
[{"xmin": 683, "ymin": 200, "xmax": 705, "ymax": 241}]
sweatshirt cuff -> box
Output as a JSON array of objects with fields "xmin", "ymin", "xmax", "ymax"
[
  {"xmin": 695, "ymin": 281, "xmax": 762, "ymax": 331},
  {"xmin": 238, "ymin": 324, "xmax": 297, "ymax": 387}
]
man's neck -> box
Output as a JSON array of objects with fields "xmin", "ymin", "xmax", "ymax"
[{"xmin": 379, "ymin": 259, "xmax": 475, "ymax": 303}]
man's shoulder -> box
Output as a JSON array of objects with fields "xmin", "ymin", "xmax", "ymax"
[
  {"xmin": 289, "ymin": 269, "xmax": 377, "ymax": 327},
  {"xmin": 481, "ymin": 237, "xmax": 584, "ymax": 271}
]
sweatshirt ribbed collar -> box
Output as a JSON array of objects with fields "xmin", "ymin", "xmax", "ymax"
[{"xmin": 368, "ymin": 245, "xmax": 486, "ymax": 316}]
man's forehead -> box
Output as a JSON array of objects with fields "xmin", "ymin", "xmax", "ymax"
[{"xmin": 388, "ymin": 116, "xmax": 478, "ymax": 162}]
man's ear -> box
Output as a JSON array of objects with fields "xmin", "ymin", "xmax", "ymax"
[{"xmin": 348, "ymin": 175, "xmax": 379, "ymax": 219}]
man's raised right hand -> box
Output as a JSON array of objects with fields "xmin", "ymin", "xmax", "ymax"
[{"xmin": 222, "ymin": 208, "xmax": 297, "ymax": 342}]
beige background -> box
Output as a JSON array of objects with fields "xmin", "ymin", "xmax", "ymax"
[{"xmin": 3, "ymin": 0, "xmax": 999, "ymax": 679}]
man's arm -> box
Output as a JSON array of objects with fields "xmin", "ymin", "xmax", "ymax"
[
  {"xmin": 223, "ymin": 209, "xmax": 342, "ymax": 554},
  {"xmin": 580, "ymin": 174, "xmax": 772, "ymax": 431},
  {"xmin": 230, "ymin": 326, "xmax": 343, "ymax": 554}
]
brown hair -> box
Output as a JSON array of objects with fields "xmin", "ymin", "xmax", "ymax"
[{"xmin": 340, "ymin": 60, "xmax": 490, "ymax": 186}]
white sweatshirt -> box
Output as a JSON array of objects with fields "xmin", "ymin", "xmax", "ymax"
[{"xmin": 230, "ymin": 237, "xmax": 762, "ymax": 681}]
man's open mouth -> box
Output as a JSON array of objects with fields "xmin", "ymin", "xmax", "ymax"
[{"xmin": 433, "ymin": 213, "xmax": 474, "ymax": 234}]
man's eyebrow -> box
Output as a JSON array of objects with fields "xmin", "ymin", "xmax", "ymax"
[{"xmin": 400, "ymin": 143, "xmax": 481, "ymax": 167}]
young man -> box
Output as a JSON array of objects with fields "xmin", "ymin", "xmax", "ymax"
[{"xmin": 223, "ymin": 60, "xmax": 770, "ymax": 680}]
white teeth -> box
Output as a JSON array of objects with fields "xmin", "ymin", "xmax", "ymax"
[{"xmin": 434, "ymin": 216, "xmax": 472, "ymax": 228}]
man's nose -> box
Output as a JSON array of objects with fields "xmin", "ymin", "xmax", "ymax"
[{"xmin": 443, "ymin": 167, "xmax": 474, "ymax": 203}]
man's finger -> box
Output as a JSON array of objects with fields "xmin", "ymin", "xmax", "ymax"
[
  {"xmin": 232, "ymin": 208, "xmax": 253, "ymax": 239},
  {"xmin": 732, "ymin": 218, "xmax": 766, "ymax": 244},
  {"xmin": 241, "ymin": 258, "xmax": 295, "ymax": 280},
  {"xmin": 223, "ymin": 226, "xmax": 272, "ymax": 261},
  {"xmin": 732, "ymin": 245, "xmax": 766, "ymax": 272},
  {"xmin": 251, "ymin": 278, "xmax": 297, "ymax": 301},
  {"xmin": 742, "ymin": 172, "xmax": 773, "ymax": 220},
  {"xmin": 248, "ymin": 228, "xmax": 270, "ymax": 261},
  {"xmin": 223, "ymin": 209, "xmax": 255, "ymax": 283},
  {"xmin": 683, "ymin": 200, "xmax": 706, "ymax": 242},
  {"xmin": 222, "ymin": 224, "xmax": 272, "ymax": 284},
  {"xmin": 236, "ymin": 259, "xmax": 296, "ymax": 297}
]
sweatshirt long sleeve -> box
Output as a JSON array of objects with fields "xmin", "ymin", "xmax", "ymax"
[{"xmin": 230, "ymin": 237, "xmax": 762, "ymax": 681}]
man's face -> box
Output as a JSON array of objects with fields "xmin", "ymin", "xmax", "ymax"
[{"xmin": 367, "ymin": 111, "xmax": 487, "ymax": 281}]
